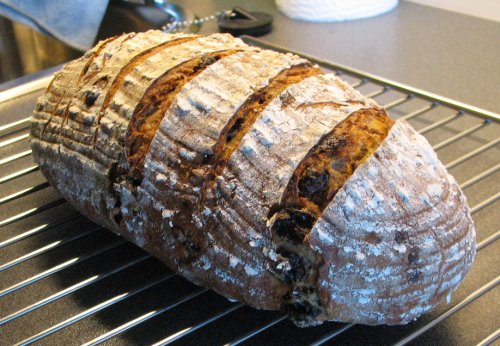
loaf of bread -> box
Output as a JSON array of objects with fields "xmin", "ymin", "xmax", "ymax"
[{"xmin": 30, "ymin": 31, "xmax": 476, "ymax": 326}]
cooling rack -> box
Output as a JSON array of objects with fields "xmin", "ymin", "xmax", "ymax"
[{"xmin": 0, "ymin": 36, "xmax": 498, "ymax": 345}]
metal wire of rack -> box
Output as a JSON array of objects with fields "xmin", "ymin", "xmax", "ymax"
[{"xmin": 0, "ymin": 36, "xmax": 498, "ymax": 345}]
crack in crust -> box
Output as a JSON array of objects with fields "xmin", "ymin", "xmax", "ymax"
[
  {"xmin": 60, "ymin": 35, "xmax": 133, "ymax": 130},
  {"xmin": 91, "ymin": 36, "xmax": 198, "ymax": 148},
  {"xmin": 40, "ymin": 35, "xmax": 123, "ymax": 136},
  {"xmin": 268, "ymin": 108, "xmax": 394, "ymax": 326},
  {"xmin": 281, "ymin": 107, "xmax": 394, "ymax": 214},
  {"xmin": 111, "ymin": 49, "xmax": 244, "ymax": 247},
  {"xmin": 79, "ymin": 35, "xmax": 133, "ymax": 84},
  {"xmin": 154, "ymin": 63, "xmax": 322, "ymax": 269},
  {"xmin": 126, "ymin": 49, "xmax": 241, "ymax": 182},
  {"xmin": 295, "ymin": 100, "xmax": 365, "ymax": 111},
  {"xmin": 198, "ymin": 63, "xmax": 322, "ymax": 205}
]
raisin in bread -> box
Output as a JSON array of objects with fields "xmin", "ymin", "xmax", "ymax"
[{"xmin": 30, "ymin": 31, "xmax": 476, "ymax": 326}]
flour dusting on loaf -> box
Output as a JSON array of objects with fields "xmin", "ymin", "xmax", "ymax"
[
  {"xmin": 30, "ymin": 31, "xmax": 476, "ymax": 327},
  {"xmin": 308, "ymin": 120, "xmax": 475, "ymax": 324}
]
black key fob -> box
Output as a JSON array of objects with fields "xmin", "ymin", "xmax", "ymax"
[{"xmin": 218, "ymin": 7, "xmax": 273, "ymax": 37}]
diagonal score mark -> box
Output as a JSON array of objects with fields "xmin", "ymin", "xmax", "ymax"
[{"xmin": 90, "ymin": 36, "xmax": 197, "ymax": 147}]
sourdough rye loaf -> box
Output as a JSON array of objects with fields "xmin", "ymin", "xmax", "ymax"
[{"xmin": 30, "ymin": 31, "xmax": 476, "ymax": 327}]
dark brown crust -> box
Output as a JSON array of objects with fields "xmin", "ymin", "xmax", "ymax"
[{"xmin": 126, "ymin": 49, "xmax": 241, "ymax": 180}]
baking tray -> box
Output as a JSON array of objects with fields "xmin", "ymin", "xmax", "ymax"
[{"xmin": 0, "ymin": 36, "xmax": 498, "ymax": 345}]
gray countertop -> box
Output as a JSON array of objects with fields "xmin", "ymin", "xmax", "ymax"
[
  {"xmin": 178, "ymin": 0, "xmax": 500, "ymax": 114},
  {"xmin": 2, "ymin": 0, "xmax": 498, "ymax": 115}
]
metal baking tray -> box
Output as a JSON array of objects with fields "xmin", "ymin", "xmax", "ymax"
[{"xmin": 0, "ymin": 36, "xmax": 498, "ymax": 345}]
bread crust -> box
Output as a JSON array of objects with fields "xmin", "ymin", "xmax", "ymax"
[
  {"xmin": 134, "ymin": 48, "xmax": 314, "ymax": 309},
  {"xmin": 30, "ymin": 31, "xmax": 476, "ymax": 326},
  {"xmin": 31, "ymin": 33, "xmax": 247, "ymax": 229},
  {"xmin": 307, "ymin": 120, "xmax": 476, "ymax": 325}
]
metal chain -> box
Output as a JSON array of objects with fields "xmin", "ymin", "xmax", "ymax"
[{"xmin": 162, "ymin": 10, "xmax": 235, "ymax": 33}]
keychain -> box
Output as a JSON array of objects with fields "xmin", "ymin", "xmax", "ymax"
[{"xmin": 162, "ymin": 7, "xmax": 273, "ymax": 37}]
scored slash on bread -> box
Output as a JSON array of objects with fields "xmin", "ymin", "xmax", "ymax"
[{"xmin": 30, "ymin": 31, "xmax": 476, "ymax": 327}]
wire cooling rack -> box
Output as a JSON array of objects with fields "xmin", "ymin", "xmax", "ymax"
[{"xmin": 0, "ymin": 36, "xmax": 498, "ymax": 345}]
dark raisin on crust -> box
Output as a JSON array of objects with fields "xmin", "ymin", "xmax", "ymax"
[
  {"xmin": 225, "ymin": 117, "xmax": 244, "ymax": 142},
  {"xmin": 297, "ymin": 169, "xmax": 329, "ymax": 206},
  {"xmin": 57, "ymin": 37, "xmax": 121, "ymax": 130},
  {"xmin": 395, "ymin": 230, "xmax": 407, "ymax": 243},
  {"xmin": 408, "ymin": 246, "xmax": 419, "ymax": 264},
  {"xmin": 41, "ymin": 35, "xmax": 120, "ymax": 131},
  {"xmin": 283, "ymin": 287, "xmax": 324, "ymax": 327},
  {"xmin": 279, "ymin": 90, "xmax": 295, "ymax": 109},
  {"xmin": 79, "ymin": 35, "xmax": 123, "ymax": 83},
  {"xmin": 113, "ymin": 203, "xmax": 123, "ymax": 224},
  {"xmin": 84, "ymin": 90, "xmax": 99, "ymax": 107},
  {"xmin": 271, "ymin": 208, "xmax": 315, "ymax": 244},
  {"xmin": 276, "ymin": 247, "xmax": 308, "ymax": 283},
  {"xmin": 108, "ymin": 162, "xmax": 124, "ymax": 225},
  {"xmin": 272, "ymin": 216, "xmax": 299, "ymax": 242},
  {"xmin": 172, "ymin": 226, "xmax": 205, "ymax": 265},
  {"xmin": 200, "ymin": 149, "xmax": 213, "ymax": 164},
  {"xmin": 110, "ymin": 42, "xmax": 239, "ymax": 265},
  {"xmin": 407, "ymin": 245, "xmax": 421, "ymax": 283},
  {"xmin": 393, "ymin": 230, "xmax": 421, "ymax": 283}
]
